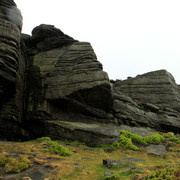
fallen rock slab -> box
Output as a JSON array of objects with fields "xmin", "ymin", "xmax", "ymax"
[{"xmin": 143, "ymin": 144, "xmax": 167, "ymax": 156}]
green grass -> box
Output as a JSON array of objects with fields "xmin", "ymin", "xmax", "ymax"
[{"xmin": 37, "ymin": 137, "xmax": 71, "ymax": 156}]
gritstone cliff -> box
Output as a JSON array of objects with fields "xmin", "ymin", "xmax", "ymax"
[{"xmin": 0, "ymin": 0, "xmax": 180, "ymax": 144}]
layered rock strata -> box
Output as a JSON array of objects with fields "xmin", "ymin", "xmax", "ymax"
[
  {"xmin": 115, "ymin": 70, "xmax": 180, "ymax": 112},
  {"xmin": 23, "ymin": 24, "xmax": 114, "ymax": 139},
  {"xmin": 0, "ymin": 0, "xmax": 180, "ymax": 143},
  {"xmin": 113, "ymin": 70, "xmax": 180, "ymax": 133},
  {"xmin": 0, "ymin": 1, "xmax": 25, "ymax": 140}
]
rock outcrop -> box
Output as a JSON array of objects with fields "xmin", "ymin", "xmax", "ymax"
[
  {"xmin": 114, "ymin": 70, "xmax": 180, "ymax": 112},
  {"xmin": 0, "ymin": 0, "xmax": 25, "ymax": 140},
  {"xmin": 113, "ymin": 70, "xmax": 180, "ymax": 133},
  {"xmin": 0, "ymin": 0, "xmax": 180, "ymax": 143},
  {"xmin": 22, "ymin": 24, "xmax": 114, "ymax": 140}
]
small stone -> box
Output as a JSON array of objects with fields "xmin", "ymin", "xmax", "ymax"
[
  {"xmin": 104, "ymin": 170, "xmax": 114, "ymax": 177},
  {"xmin": 103, "ymin": 159, "xmax": 125, "ymax": 168},
  {"xmin": 72, "ymin": 163, "xmax": 83, "ymax": 168}
]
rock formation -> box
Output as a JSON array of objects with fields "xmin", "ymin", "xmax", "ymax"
[
  {"xmin": 22, "ymin": 24, "xmax": 114, "ymax": 141},
  {"xmin": 114, "ymin": 70, "xmax": 180, "ymax": 112},
  {"xmin": 113, "ymin": 70, "xmax": 180, "ymax": 133},
  {"xmin": 0, "ymin": 0, "xmax": 25, "ymax": 140},
  {"xmin": 0, "ymin": 0, "xmax": 180, "ymax": 143}
]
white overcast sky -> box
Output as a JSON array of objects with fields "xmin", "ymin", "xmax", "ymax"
[{"xmin": 15, "ymin": 0, "xmax": 180, "ymax": 84}]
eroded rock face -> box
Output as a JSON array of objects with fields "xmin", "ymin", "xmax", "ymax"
[
  {"xmin": 0, "ymin": 1, "xmax": 25, "ymax": 140},
  {"xmin": 23, "ymin": 24, "xmax": 113, "ymax": 139},
  {"xmin": 115, "ymin": 70, "xmax": 180, "ymax": 112},
  {"xmin": 0, "ymin": 0, "xmax": 180, "ymax": 143},
  {"xmin": 113, "ymin": 70, "xmax": 180, "ymax": 133}
]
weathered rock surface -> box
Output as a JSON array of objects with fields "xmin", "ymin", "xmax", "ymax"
[
  {"xmin": 45, "ymin": 121, "xmax": 120, "ymax": 145},
  {"xmin": 31, "ymin": 24, "xmax": 78, "ymax": 51},
  {"xmin": 113, "ymin": 70, "xmax": 180, "ymax": 133},
  {"xmin": 0, "ymin": 0, "xmax": 180, "ymax": 144},
  {"xmin": 103, "ymin": 159, "xmax": 125, "ymax": 168},
  {"xmin": 23, "ymin": 24, "xmax": 114, "ymax": 140},
  {"xmin": 0, "ymin": 1, "xmax": 25, "ymax": 140},
  {"xmin": 114, "ymin": 70, "xmax": 180, "ymax": 112},
  {"xmin": 143, "ymin": 144, "xmax": 167, "ymax": 156}
]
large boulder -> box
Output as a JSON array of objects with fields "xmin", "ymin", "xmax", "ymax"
[
  {"xmin": 23, "ymin": 24, "xmax": 114, "ymax": 139},
  {"xmin": 0, "ymin": 1, "xmax": 26, "ymax": 140}
]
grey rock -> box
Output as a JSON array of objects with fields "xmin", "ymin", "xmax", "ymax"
[
  {"xmin": 24, "ymin": 25, "xmax": 114, "ymax": 140},
  {"xmin": 115, "ymin": 70, "xmax": 180, "ymax": 112},
  {"xmin": 104, "ymin": 170, "xmax": 114, "ymax": 177},
  {"xmin": 31, "ymin": 24, "xmax": 77, "ymax": 51},
  {"xmin": 103, "ymin": 159, "xmax": 125, "ymax": 168},
  {"xmin": 45, "ymin": 121, "xmax": 120, "ymax": 145},
  {"xmin": 143, "ymin": 144, "xmax": 167, "ymax": 156},
  {"xmin": 0, "ymin": 0, "xmax": 26, "ymax": 140},
  {"xmin": 113, "ymin": 70, "xmax": 180, "ymax": 133},
  {"xmin": 0, "ymin": 1, "xmax": 180, "ymax": 145},
  {"xmin": 0, "ymin": 1, "xmax": 22, "ymax": 30},
  {"xmin": 0, "ymin": 0, "xmax": 16, "ymax": 7},
  {"xmin": 72, "ymin": 163, "xmax": 83, "ymax": 167}
]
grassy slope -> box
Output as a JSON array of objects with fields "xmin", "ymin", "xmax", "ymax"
[{"xmin": 0, "ymin": 135, "xmax": 179, "ymax": 180}]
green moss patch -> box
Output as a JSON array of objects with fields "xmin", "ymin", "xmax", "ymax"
[
  {"xmin": 37, "ymin": 137, "xmax": 71, "ymax": 156},
  {"xmin": 112, "ymin": 130, "xmax": 165, "ymax": 151}
]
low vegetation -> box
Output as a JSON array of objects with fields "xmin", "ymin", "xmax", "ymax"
[
  {"xmin": 112, "ymin": 130, "xmax": 165, "ymax": 151},
  {"xmin": 0, "ymin": 131, "xmax": 179, "ymax": 179},
  {"xmin": 0, "ymin": 155, "xmax": 31, "ymax": 173},
  {"xmin": 145, "ymin": 166, "xmax": 180, "ymax": 180},
  {"xmin": 36, "ymin": 136, "xmax": 72, "ymax": 156}
]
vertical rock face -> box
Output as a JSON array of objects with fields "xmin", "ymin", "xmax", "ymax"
[
  {"xmin": 0, "ymin": 1, "xmax": 25, "ymax": 140},
  {"xmin": 23, "ymin": 24, "xmax": 113, "ymax": 138}
]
